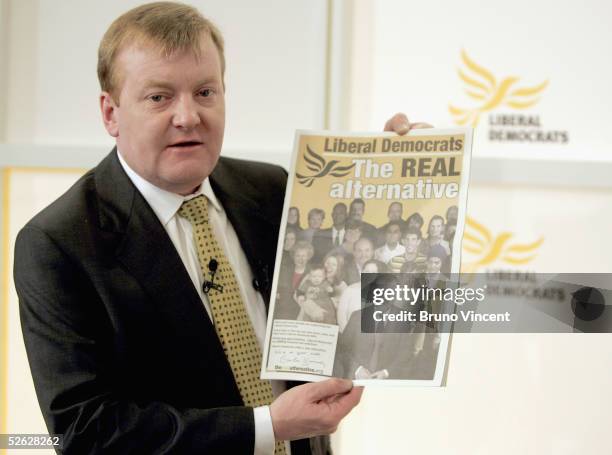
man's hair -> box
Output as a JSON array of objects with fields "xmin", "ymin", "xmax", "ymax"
[
  {"xmin": 385, "ymin": 220, "xmax": 403, "ymax": 233},
  {"xmin": 354, "ymin": 236, "xmax": 374, "ymax": 249},
  {"xmin": 350, "ymin": 198, "xmax": 365, "ymax": 210},
  {"xmin": 362, "ymin": 259, "xmax": 389, "ymax": 273},
  {"xmin": 388, "ymin": 201, "xmax": 402, "ymax": 212},
  {"xmin": 98, "ymin": 1, "xmax": 225, "ymax": 101}
]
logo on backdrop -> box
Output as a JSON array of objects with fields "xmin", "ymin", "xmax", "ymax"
[
  {"xmin": 461, "ymin": 216, "xmax": 544, "ymax": 273},
  {"xmin": 449, "ymin": 50, "xmax": 569, "ymax": 144}
]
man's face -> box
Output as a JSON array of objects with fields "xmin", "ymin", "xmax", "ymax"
[
  {"xmin": 309, "ymin": 213, "xmax": 323, "ymax": 229},
  {"xmin": 101, "ymin": 34, "xmax": 225, "ymax": 195},
  {"xmin": 332, "ymin": 204, "xmax": 347, "ymax": 227},
  {"xmin": 349, "ymin": 202, "xmax": 365, "ymax": 221},
  {"xmin": 429, "ymin": 219, "xmax": 444, "ymax": 238},
  {"xmin": 354, "ymin": 239, "xmax": 374, "ymax": 268},
  {"xmin": 388, "ymin": 203, "xmax": 402, "ymax": 221},
  {"xmin": 385, "ymin": 224, "xmax": 401, "ymax": 247},
  {"xmin": 402, "ymin": 233, "xmax": 420, "ymax": 253},
  {"xmin": 427, "ymin": 256, "xmax": 442, "ymax": 273}
]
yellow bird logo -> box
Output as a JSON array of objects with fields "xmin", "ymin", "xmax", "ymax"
[
  {"xmin": 296, "ymin": 145, "xmax": 355, "ymax": 187},
  {"xmin": 449, "ymin": 50, "xmax": 548, "ymax": 127},
  {"xmin": 461, "ymin": 217, "xmax": 543, "ymax": 273}
]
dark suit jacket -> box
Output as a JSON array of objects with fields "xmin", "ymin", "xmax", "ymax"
[
  {"xmin": 334, "ymin": 305, "xmax": 418, "ymax": 379},
  {"xmin": 14, "ymin": 150, "xmax": 322, "ymax": 454},
  {"xmin": 311, "ymin": 227, "xmax": 333, "ymax": 264}
]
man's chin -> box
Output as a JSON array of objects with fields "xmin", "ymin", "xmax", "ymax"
[{"xmin": 158, "ymin": 170, "xmax": 210, "ymax": 195}]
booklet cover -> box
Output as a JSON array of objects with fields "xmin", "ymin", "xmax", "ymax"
[{"xmin": 261, "ymin": 128, "xmax": 473, "ymax": 385}]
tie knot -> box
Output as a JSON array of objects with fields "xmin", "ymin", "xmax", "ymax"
[{"xmin": 178, "ymin": 195, "xmax": 210, "ymax": 225}]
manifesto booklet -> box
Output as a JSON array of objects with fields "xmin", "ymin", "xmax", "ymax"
[{"xmin": 261, "ymin": 128, "xmax": 473, "ymax": 385}]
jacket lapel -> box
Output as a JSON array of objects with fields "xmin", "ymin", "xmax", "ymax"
[
  {"xmin": 94, "ymin": 150, "xmax": 223, "ymax": 351},
  {"xmin": 209, "ymin": 158, "xmax": 279, "ymax": 308}
]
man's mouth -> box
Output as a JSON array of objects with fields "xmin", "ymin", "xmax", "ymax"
[{"xmin": 168, "ymin": 140, "xmax": 203, "ymax": 148}]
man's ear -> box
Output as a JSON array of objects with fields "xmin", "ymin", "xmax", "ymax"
[{"xmin": 100, "ymin": 91, "xmax": 119, "ymax": 137}]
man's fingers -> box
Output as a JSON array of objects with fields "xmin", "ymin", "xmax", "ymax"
[
  {"xmin": 308, "ymin": 378, "xmax": 354, "ymax": 401},
  {"xmin": 384, "ymin": 113, "xmax": 434, "ymax": 135},
  {"xmin": 325, "ymin": 386, "xmax": 364, "ymax": 419},
  {"xmin": 270, "ymin": 381, "xmax": 363, "ymax": 440},
  {"xmin": 384, "ymin": 113, "xmax": 410, "ymax": 133},
  {"xmin": 322, "ymin": 384, "xmax": 364, "ymax": 404},
  {"xmin": 410, "ymin": 122, "xmax": 434, "ymax": 129},
  {"xmin": 339, "ymin": 385, "xmax": 364, "ymax": 407}
]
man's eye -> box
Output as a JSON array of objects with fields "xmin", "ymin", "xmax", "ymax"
[
  {"xmin": 199, "ymin": 89, "xmax": 213, "ymax": 97},
  {"xmin": 149, "ymin": 95, "xmax": 165, "ymax": 102}
]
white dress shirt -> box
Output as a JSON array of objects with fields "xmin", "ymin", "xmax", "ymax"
[
  {"xmin": 336, "ymin": 282, "xmax": 361, "ymax": 333},
  {"xmin": 374, "ymin": 243, "xmax": 406, "ymax": 264},
  {"xmin": 118, "ymin": 152, "xmax": 285, "ymax": 455},
  {"xmin": 332, "ymin": 227, "xmax": 345, "ymax": 246}
]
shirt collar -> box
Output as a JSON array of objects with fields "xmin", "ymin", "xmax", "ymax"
[{"xmin": 117, "ymin": 150, "xmax": 222, "ymax": 226}]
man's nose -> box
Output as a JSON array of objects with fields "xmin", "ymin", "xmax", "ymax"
[{"xmin": 172, "ymin": 96, "xmax": 201, "ymax": 129}]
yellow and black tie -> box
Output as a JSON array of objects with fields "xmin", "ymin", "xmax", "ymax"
[{"xmin": 178, "ymin": 196, "xmax": 286, "ymax": 454}]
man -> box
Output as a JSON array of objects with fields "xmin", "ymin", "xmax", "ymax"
[
  {"xmin": 376, "ymin": 202, "xmax": 407, "ymax": 246},
  {"xmin": 374, "ymin": 221, "xmax": 405, "ymax": 264},
  {"xmin": 343, "ymin": 237, "xmax": 375, "ymax": 285},
  {"xmin": 348, "ymin": 198, "xmax": 378, "ymax": 243},
  {"xmin": 335, "ymin": 273, "xmax": 422, "ymax": 380},
  {"xmin": 13, "ymin": 2, "xmax": 425, "ymax": 454},
  {"xmin": 426, "ymin": 244, "xmax": 448, "ymax": 283},
  {"xmin": 312, "ymin": 202, "xmax": 347, "ymax": 263},
  {"xmin": 331, "ymin": 219, "xmax": 362, "ymax": 285},
  {"xmin": 301, "ymin": 208, "xmax": 325, "ymax": 243},
  {"xmin": 389, "ymin": 227, "xmax": 426, "ymax": 273}
]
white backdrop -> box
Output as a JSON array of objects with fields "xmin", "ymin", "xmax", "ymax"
[
  {"xmin": 3, "ymin": 169, "xmax": 85, "ymax": 455},
  {"xmin": 2, "ymin": 0, "xmax": 612, "ymax": 453},
  {"xmin": 346, "ymin": 0, "xmax": 612, "ymax": 162},
  {"xmin": 3, "ymin": 0, "xmax": 328, "ymax": 158},
  {"xmin": 331, "ymin": 1, "xmax": 612, "ymax": 451}
]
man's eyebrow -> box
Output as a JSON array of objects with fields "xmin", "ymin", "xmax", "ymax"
[{"xmin": 141, "ymin": 80, "xmax": 175, "ymax": 91}]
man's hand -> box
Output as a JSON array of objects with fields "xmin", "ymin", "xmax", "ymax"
[
  {"xmin": 384, "ymin": 112, "xmax": 433, "ymax": 135},
  {"xmin": 270, "ymin": 378, "xmax": 364, "ymax": 441}
]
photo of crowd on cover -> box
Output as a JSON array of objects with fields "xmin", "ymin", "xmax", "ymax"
[{"xmin": 273, "ymin": 198, "xmax": 458, "ymax": 380}]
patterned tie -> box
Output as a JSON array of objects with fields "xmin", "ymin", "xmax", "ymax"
[{"xmin": 178, "ymin": 196, "xmax": 286, "ymax": 454}]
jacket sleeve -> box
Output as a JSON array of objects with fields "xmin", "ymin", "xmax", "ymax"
[{"xmin": 14, "ymin": 225, "xmax": 254, "ymax": 454}]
